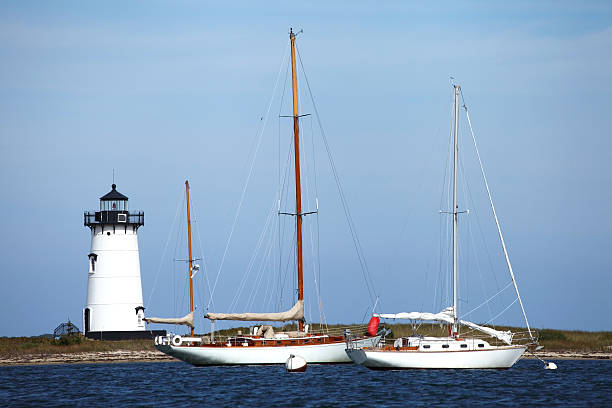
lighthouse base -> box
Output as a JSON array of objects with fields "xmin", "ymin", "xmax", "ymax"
[{"xmin": 85, "ymin": 330, "xmax": 166, "ymax": 341}]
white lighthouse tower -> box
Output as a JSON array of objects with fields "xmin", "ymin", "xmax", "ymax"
[{"xmin": 83, "ymin": 184, "xmax": 162, "ymax": 340}]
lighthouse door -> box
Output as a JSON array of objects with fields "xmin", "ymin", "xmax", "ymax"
[{"xmin": 84, "ymin": 308, "xmax": 90, "ymax": 333}]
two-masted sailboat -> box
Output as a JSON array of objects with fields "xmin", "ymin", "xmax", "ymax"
[
  {"xmin": 345, "ymin": 85, "xmax": 538, "ymax": 369},
  {"xmin": 147, "ymin": 30, "xmax": 381, "ymax": 366}
]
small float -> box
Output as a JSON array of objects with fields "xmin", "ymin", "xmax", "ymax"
[{"xmin": 285, "ymin": 354, "xmax": 307, "ymax": 372}]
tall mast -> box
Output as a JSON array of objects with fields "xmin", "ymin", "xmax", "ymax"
[
  {"xmin": 452, "ymin": 84, "xmax": 460, "ymax": 337},
  {"xmin": 289, "ymin": 28, "xmax": 304, "ymax": 332},
  {"xmin": 186, "ymin": 180, "xmax": 194, "ymax": 337}
]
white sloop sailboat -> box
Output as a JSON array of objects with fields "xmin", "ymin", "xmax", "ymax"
[
  {"xmin": 346, "ymin": 85, "xmax": 538, "ymax": 369},
  {"xmin": 147, "ymin": 30, "xmax": 381, "ymax": 366}
]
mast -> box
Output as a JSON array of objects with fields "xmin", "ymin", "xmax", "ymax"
[
  {"xmin": 289, "ymin": 28, "xmax": 304, "ymax": 332},
  {"xmin": 186, "ymin": 180, "xmax": 194, "ymax": 337},
  {"xmin": 452, "ymin": 84, "xmax": 460, "ymax": 337}
]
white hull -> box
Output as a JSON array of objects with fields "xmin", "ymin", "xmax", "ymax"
[
  {"xmin": 346, "ymin": 345, "xmax": 526, "ymax": 369},
  {"xmin": 157, "ymin": 336, "xmax": 380, "ymax": 366}
]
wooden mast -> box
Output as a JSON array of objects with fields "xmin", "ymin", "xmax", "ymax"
[
  {"xmin": 186, "ymin": 180, "xmax": 194, "ymax": 337},
  {"xmin": 289, "ymin": 28, "xmax": 304, "ymax": 332}
]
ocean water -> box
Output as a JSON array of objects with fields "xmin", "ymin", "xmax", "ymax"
[{"xmin": 0, "ymin": 359, "xmax": 610, "ymax": 407}]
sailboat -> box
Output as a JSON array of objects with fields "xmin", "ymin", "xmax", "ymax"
[
  {"xmin": 147, "ymin": 29, "xmax": 381, "ymax": 366},
  {"xmin": 345, "ymin": 85, "xmax": 538, "ymax": 369}
]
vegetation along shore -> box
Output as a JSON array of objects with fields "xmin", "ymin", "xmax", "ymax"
[{"xmin": 1, "ymin": 325, "xmax": 610, "ymax": 366}]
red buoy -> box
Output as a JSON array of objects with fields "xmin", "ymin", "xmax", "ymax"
[{"xmin": 366, "ymin": 316, "xmax": 380, "ymax": 337}]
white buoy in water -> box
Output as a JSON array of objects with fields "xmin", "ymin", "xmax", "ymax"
[
  {"xmin": 545, "ymin": 362, "xmax": 558, "ymax": 370},
  {"xmin": 286, "ymin": 354, "xmax": 307, "ymax": 372}
]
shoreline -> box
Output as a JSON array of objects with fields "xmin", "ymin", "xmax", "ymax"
[
  {"xmin": 0, "ymin": 349, "xmax": 609, "ymax": 367},
  {"xmin": 0, "ymin": 350, "xmax": 174, "ymax": 367}
]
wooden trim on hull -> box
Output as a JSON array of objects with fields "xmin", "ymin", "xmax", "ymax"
[
  {"xmin": 159, "ymin": 335, "xmax": 381, "ymax": 366},
  {"xmin": 175, "ymin": 335, "xmax": 346, "ymax": 348}
]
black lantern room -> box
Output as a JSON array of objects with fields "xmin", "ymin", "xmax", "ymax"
[{"xmin": 84, "ymin": 184, "xmax": 144, "ymax": 229}]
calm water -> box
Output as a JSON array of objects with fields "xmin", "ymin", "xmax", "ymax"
[{"xmin": 0, "ymin": 359, "xmax": 610, "ymax": 407}]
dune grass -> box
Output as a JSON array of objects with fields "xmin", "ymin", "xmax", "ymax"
[
  {"xmin": 2, "ymin": 324, "xmax": 610, "ymax": 358},
  {"xmin": 0, "ymin": 336, "xmax": 155, "ymax": 358}
]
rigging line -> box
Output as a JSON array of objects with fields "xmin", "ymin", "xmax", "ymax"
[
  {"xmin": 173, "ymin": 193, "xmax": 187, "ymax": 319},
  {"xmin": 207, "ymin": 43, "xmax": 290, "ymax": 310},
  {"xmin": 261, "ymin": 232, "xmax": 281, "ymax": 312},
  {"xmin": 461, "ymin": 91, "xmax": 533, "ymax": 338},
  {"xmin": 481, "ymin": 297, "xmax": 519, "ymax": 327},
  {"xmin": 278, "ymin": 51, "xmax": 291, "ymax": 306},
  {"xmin": 460, "ymin": 281, "xmax": 513, "ymax": 320},
  {"xmin": 316, "ymin": 198, "xmax": 328, "ymax": 329},
  {"xmin": 278, "ymin": 230, "xmax": 298, "ymax": 310},
  {"xmin": 458, "ymin": 151, "xmax": 496, "ymax": 323},
  {"xmin": 296, "ymin": 45, "xmax": 378, "ymax": 306},
  {"xmin": 276, "ymin": 131, "xmax": 296, "ymax": 306},
  {"xmin": 436, "ymin": 102, "xmax": 454, "ymax": 311},
  {"xmin": 249, "ymin": 208, "xmax": 278, "ymax": 311},
  {"xmin": 304, "ymin": 113, "xmax": 324, "ymax": 325},
  {"xmin": 245, "ymin": 229, "xmax": 276, "ymax": 312},
  {"xmin": 229, "ymin": 197, "xmax": 277, "ymax": 312},
  {"xmin": 466, "ymin": 207, "xmax": 495, "ymax": 323},
  {"xmin": 297, "ymin": 100, "xmax": 325, "ymax": 323},
  {"xmin": 146, "ymin": 185, "xmax": 185, "ymax": 308},
  {"xmin": 189, "ymin": 193, "xmax": 214, "ymax": 314},
  {"xmin": 457, "ymin": 127, "xmax": 501, "ymax": 296},
  {"xmin": 309, "ymin": 115, "xmax": 326, "ymax": 326},
  {"xmin": 460, "ymin": 151, "xmax": 501, "ymax": 294}
]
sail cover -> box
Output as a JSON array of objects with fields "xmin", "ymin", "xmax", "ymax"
[
  {"xmin": 375, "ymin": 307, "xmax": 513, "ymax": 345},
  {"xmin": 144, "ymin": 311, "xmax": 194, "ymax": 328},
  {"xmin": 205, "ymin": 300, "xmax": 304, "ymax": 322}
]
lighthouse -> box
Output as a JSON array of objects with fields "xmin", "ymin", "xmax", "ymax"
[{"xmin": 83, "ymin": 184, "xmax": 163, "ymax": 340}]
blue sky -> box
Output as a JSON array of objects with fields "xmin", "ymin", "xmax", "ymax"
[{"xmin": 1, "ymin": 1, "xmax": 611, "ymax": 336}]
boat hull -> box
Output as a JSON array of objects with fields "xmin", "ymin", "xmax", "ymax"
[
  {"xmin": 346, "ymin": 345, "xmax": 526, "ymax": 369},
  {"xmin": 157, "ymin": 336, "xmax": 380, "ymax": 366}
]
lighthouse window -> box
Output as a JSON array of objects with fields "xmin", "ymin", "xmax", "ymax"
[
  {"xmin": 101, "ymin": 200, "xmax": 127, "ymax": 211},
  {"xmin": 88, "ymin": 253, "xmax": 97, "ymax": 273},
  {"xmin": 117, "ymin": 213, "xmax": 127, "ymax": 223}
]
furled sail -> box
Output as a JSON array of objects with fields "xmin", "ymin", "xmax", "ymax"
[
  {"xmin": 459, "ymin": 320, "xmax": 513, "ymax": 345},
  {"xmin": 144, "ymin": 311, "xmax": 194, "ymax": 328},
  {"xmin": 375, "ymin": 307, "xmax": 513, "ymax": 345},
  {"xmin": 205, "ymin": 300, "xmax": 304, "ymax": 322}
]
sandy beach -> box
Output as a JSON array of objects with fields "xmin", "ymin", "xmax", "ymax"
[{"xmin": 0, "ymin": 349, "xmax": 174, "ymax": 366}]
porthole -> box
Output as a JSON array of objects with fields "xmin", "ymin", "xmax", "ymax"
[
  {"xmin": 442, "ymin": 344, "xmax": 449, "ymax": 349},
  {"xmin": 423, "ymin": 345, "xmax": 430, "ymax": 349},
  {"xmin": 107, "ymin": 232, "xmax": 111, "ymax": 236},
  {"xmin": 478, "ymin": 344, "xmax": 485, "ymax": 348},
  {"xmin": 460, "ymin": 344, "xmax": 467, "ymax": 348}
]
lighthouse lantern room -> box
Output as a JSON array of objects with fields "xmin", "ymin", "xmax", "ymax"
[{"xmin": 83, "ymin": 184, "xmax": 162, "ymax": 340}]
